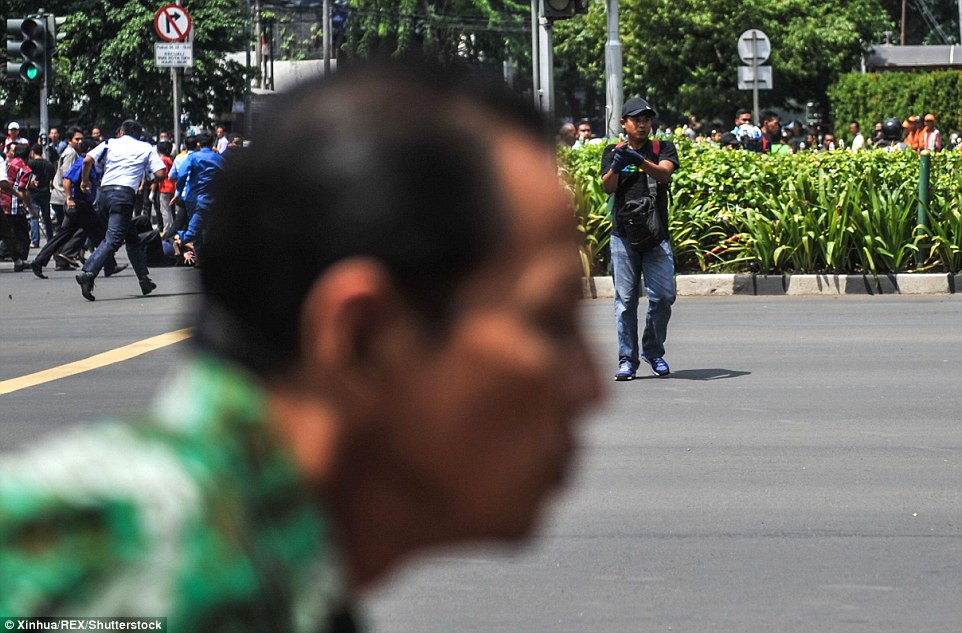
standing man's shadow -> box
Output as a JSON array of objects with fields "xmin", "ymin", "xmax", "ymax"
[{"xmin": 655, "ymin": 368, "xmax": 750, "ymax": 381}]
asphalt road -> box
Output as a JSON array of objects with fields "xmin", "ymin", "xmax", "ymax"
[{"xmin": 2, "ymin": 261, "xmax": 960, "ymax": 632}]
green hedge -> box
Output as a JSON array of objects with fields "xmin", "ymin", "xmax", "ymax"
[
  {"xmin": 828, "ymin": 71, "xmax": 962, "ymax": 137},
  {"xmin": 560, "ymin": 142, "xmax": 962, "ymax": 276}
]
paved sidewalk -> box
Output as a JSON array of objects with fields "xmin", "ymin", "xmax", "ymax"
[{"xmin": 585, "ymin": 273, "xmax": 961, "ymax": 297}]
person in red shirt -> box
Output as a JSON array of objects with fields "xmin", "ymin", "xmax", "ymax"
[
  {"xmin": 2, "ymin": 143, "xmax": 33, "ymax": 263},
  {"xmin": 154, "ymin": 140, "xmax": 177, "ymax": 236}
]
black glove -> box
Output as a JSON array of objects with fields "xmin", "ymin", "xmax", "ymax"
[
  {"xmin": 622, "ymin": 146, "xmax": 645, "ymax": 165},
  {"xmin": 609, "ymin": 145, "xmax": 644, "ymax": 174}
]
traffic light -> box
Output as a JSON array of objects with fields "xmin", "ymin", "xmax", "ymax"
[
  {"xmin": 542, "ymin": 0, "xmax": 590, "ymax": 20},
  {"xmin": 5, "ymin": 15, "xmax": 48, "ymax": 84}
]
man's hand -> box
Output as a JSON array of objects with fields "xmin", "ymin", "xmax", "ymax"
[
  {"xmin": 622, "ymin": 146, "xmax": 645, "ymax": 166},
  {"xmin": 609, "ymin": 145, "xmax": 644, "ymax": 174},
  {"xmin": 80, "ymin": 179, "xmax": 91, "ymax": 194}
]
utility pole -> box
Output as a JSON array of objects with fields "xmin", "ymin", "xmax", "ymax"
[
  {"xmin": 254, "ymin": 0, "xmax": 262, "ymax": 88},
  {"xmin": 530, "ymin": 0, "xmax": 540, "ymax": 110},
  {"xmin": 244, "ymin": 0, "xmax": 253, "ymax": 135},
  {"xmin": 323, "ymin": 0, "xmax": 332, "ymax": 75},
  {"xmin": 39, "ymin": 9, "xmax": 49, "ymax": 141},
  {"xmin": 900, "ymin": 0, "xmax": 907, "ymax": 45},
  {"xmin": 538, "ymin": 15, "xmax": 554, "ymax": 114},
  {"xmin": 605, "ymin": 0, "xmax": 622, "ymax": 140}
]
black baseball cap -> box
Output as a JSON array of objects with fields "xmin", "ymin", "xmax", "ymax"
[{"xmin": 622, "ymin": 98, "xmax": 657, "ymax": 118}]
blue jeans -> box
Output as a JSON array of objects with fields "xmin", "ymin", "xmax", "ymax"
[
  {"xmin": 180, "ymin": 202, "xmax": 206, "ymax": 244},
  {"xmin": 84, "ymin": 187, "xmax": 148, "ymax": 280},
  {"xmin": 611, "ymin": 235, "xmax": 676, "ymax": 366}
]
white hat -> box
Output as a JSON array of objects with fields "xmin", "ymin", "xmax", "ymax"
[{"xmin": 7, "ymin": 122, "xmax": 20, "ymax": 130}]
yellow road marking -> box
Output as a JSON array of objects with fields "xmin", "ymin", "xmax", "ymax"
[{"xmin": 0, "ymin": 328, "xmax": 193, "ymax": 395}]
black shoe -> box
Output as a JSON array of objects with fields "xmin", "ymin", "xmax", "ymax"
[
  {"xmin": 30, "ymin": 260, "xmax": 47, "ymax": 279},
  {"xmin": 104, "ymin": 264, "xmax": 128, "ymax": 277},
  {"xmin": 139, "ymin": 276, "xmax": 157, "ymax": 296},
  {"xmin": 13, "ymin": 261, "xmax": 25, "ymax": 273},
  {"xmin": 76, "ymin": 272, "xmax": 96, "ymax": 301}
]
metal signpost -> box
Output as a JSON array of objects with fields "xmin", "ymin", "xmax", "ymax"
[
  {"xmin": 737, "ymin": 29, "xmax": 772, "ymax": 124},
  {"xmin": 154, "ymin": 4, "xmax": 193, "ymax": 151}
]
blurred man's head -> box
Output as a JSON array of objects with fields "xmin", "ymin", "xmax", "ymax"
[
  {"xmin": 202, "ymin": 60, "xmax": 602, "ymax": 585},
  {"xmin": 576, "ymin": 120, "xmax": 593, "ymax": 142},
  {"xmin": 760, "ymin": 110, "xmax": 780, "ymax": 139}
]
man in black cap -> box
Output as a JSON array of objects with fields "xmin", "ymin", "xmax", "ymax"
[{"xmin": 601, "ymin": 97, "xmax": 680, "ymax": 381}]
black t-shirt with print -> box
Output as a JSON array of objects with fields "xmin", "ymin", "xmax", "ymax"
[{"xmin": 601, "ymin": 139, "xmax": 679, "ymax": 238}]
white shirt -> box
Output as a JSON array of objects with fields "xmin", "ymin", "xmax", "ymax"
[
  {"xmin": 87, "ymin": 135, "xmax": 165, "ymax": 190},
  {"xmin": 850, "ymin": 133, "xmax": 865, "ymax": 151},
  {"xmin": 215, "ymin": 136, "xmax": 229, "ymax": 154},
  {"xmin": 0, "ymin": 157, "xmax": 7, "ymax": 184}
]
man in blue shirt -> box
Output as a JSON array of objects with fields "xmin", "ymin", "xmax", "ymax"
[
  {"xmin": 172, "ymin": 130, "xmax": 225, "ymax": 262},
  {"xmin": 30, "ymin": 139, "xmax": 125, "ymax": 279}
]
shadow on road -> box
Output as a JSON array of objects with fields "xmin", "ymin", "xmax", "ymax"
[{"xmin": 663, "ymin": 368, "xmax": 751, "ymax": 381}]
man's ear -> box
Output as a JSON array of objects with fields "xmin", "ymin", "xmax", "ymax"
[{"xmin": 297, "ymin": 258, "xmax": 410, "ymax": 396}]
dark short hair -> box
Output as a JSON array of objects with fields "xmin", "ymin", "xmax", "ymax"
[
  {"xmin": 121, "ymin": 120, "xmax": 143, "ymax": 139},
  {"xmin": 29, "ymin": 143, "xmax": 43, "ymax": 156},
  {"xmin": 198, "ymin": 59, "xmax": 549, "ymax": 376},
  {"xmin": 156, "ymin": 140, "xmax": 173, "ymax": 156},
  {"xmin": 13, "ymin": 144, "xmax": 29, "ymax": 159},
  {"xmin": 66, "ymin": 125, "xmax": 84, "ymax": 139},
  {"xmin": 196, "ymin": 132, "xmax": 214, "ymax": 148},
  {"xmin": 760, "ymin": 110, "xmax": 778, "ymax": 125}
]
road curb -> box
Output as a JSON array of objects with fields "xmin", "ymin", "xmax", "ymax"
[{"xmin": 583, "ymin": 274, "xmax": 960, "ymax": 298}]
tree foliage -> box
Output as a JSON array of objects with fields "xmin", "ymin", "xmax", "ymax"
[
  {"xmin": 554, "ymin": 0, "xmax": 892, "ymax": 123},
  {"xmin": 0, "ymin": 0, "xmax": 247, "ymax": 134},
  {"xmin": 340, "ymin": 0, "xmax": 530, "ymax": 69}
]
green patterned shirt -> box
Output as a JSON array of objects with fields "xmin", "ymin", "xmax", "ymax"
[{"xmin": 0, "ymin": 354, "xmax": 351, "ymax": 632}]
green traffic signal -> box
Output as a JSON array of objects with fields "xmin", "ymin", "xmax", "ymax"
[{"xmin": 5, "ymin": 14, "xmax": 53, "ymax": 84}]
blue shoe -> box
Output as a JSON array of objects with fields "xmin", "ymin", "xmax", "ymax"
[
  {"xmin": 643, "ymin": 356, "xmax": 670, "ymax": 377},
  {"xmin": 614, "ymin": 359, "xmax": 636, "ymax": 381}
]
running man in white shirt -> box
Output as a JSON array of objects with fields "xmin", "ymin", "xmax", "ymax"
[{"xmin": 76, "ymin": 120, "xmax": 166, "ymax": 301}]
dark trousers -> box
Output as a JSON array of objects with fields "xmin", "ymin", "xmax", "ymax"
[
  {"xmin": 7, "ymin": 214, "xmax": 30, "ymax": 260},
  {"xmin": 83, "ymin": 187, "xmax": 147, "ymax": 279},
  {"xmin": 0, "ymin": 212, "xmax": 22, "ymax": 261},
  {"xmin": 33, "ymin": 199, "xmax": 116, "ymax": 271},
  {"xmin": 32, "ymin": 190, "xmax": 54, "ymax": 243}
]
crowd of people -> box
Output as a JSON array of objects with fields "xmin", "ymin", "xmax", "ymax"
[
  {"xmin": 1, "ymin": 120, "xmax": 241, "ymax": 293},
  {"xmin": 561, "ymin": 108, "xmax": 959, "ymax": 155}
]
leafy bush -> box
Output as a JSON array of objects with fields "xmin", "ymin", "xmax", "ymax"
[
  {"xmin": 560, "ymin": 141, "xmax": 962, "ymax": 275},
  {"xmin": 828, "ymin": 71, "xmax": 962, "ymax": 138}
]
